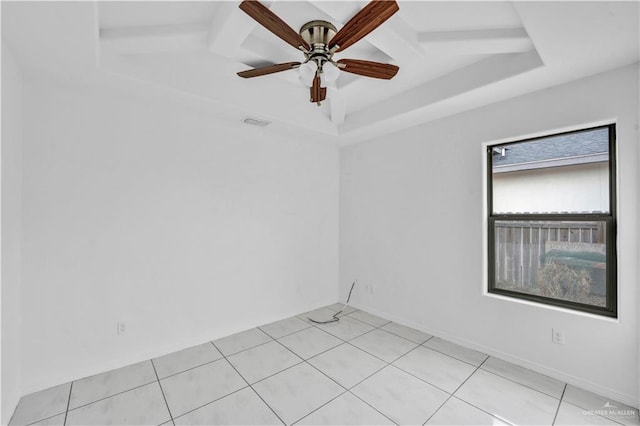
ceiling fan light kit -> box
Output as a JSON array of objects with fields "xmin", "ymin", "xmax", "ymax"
[
  {"xmin": 298, "ymin": 61, "xmax": 317, "ymax": 87},
  {"xmin": 237, "ymin": 0, "xmax": 400, "ymax": 106}
]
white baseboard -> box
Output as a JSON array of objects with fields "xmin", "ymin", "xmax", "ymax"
[{"xmin": 349, "ymin": 301, "xmax": 639, "ymax": 409}]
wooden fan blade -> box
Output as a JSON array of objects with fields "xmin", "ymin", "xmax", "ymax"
[
  {"xmin": 337, "ymin": 59, "xmax": 399, "ymax": 79},
  {"xmin": 329, "ymin": 1, "xmax": 399, "ymax": 52},
  {"xmin": 310, "ymin": 76, "xmax": 327, "ymax": 104},
  {"xmin": 239, "ymin": 1, "xmax": 310, "ymax": 50},
  {"xmin": 237, "ymin": 62, "xmax": 301, "ymax": 78}
]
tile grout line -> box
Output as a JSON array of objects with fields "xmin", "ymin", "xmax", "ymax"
[
  {"xmin": 454, "ymin": 356, "xmax": 489, "ymax": 394},
  {"xmin": 21, "ymin": 383, "xmax": 75, "ymax": 426},
  {"xmin": 423, "ymin": 355, "xmax": 491, "ymax": 425},
  {"xmin": 222, "ymin": 338, "xmax": 308, "ymax": 387},
  {"xmin": 285, "ymin": 311, "xmax": 424, "ymax": 426},
  {"xmin": 272, "ymin": 334, "xmax": 405, "ymax": 424},
  {"xmin": 386, "ymin": 361, "xmax": 456, "ymax": 397},
  {"xmin": 356, "ymin": 314, "xmax": 494, "ymax": 372},
  {"xmin": 298, "ymin": 314, "xmax": 477, "ymax": 402},
  {"xmin": 311, "ymin": 322, "xmax": 377, "ymax": 343},
  {"xmin": 278, "ymin": 337, "xmax": 385, "ymax": 392},
  {"xmin": 271, "ymin": 337, "xmax": 399, "ymax": 426},
  {"xmin": 345, "ymin": 315, "xmax": 427, "ymax": 347},
  {"xmin": 152, "ymin": 357, "xmax": 223, "ymax": 381},
  {"xmin": 296, "ymin": 340, "xmax": 345, "ymax": 362},
  {"xmin": 341, "ymin": 333, "xmax": 428, "ymax": 370},
  {"xmin": 343, "ymin": 357, "xmax": 401, "ymax": 426},
  {"xmin": 345, "ymin": 390, "xmax": 400, "ymax": 426},
  {"xmin": 386, "ymin": 332, "xmax": 433, "ymax": 346},
  {"xmin": 364, "ymin": 319, "xmax": 494, "ymax": 371},
  {"xmin": 352, "ymin": 325, "xmax": 423, "ymax": 350},
  {"xmin": 244, "ymin": 358, "xmax": 307, "ymax": 387},
  {"xmin": 289, "ymin": 390, "xmax": 351, "ymax": 425},
  {"xmin": 272, "ymin": 337, "xmax": 348, "ymax": 391},
  {"xmin": 63, "ymin": 382, "xmax": 73, "ymax": 426},
  {"xmin": 278, "ymin": 326, "xmax": 347, "ymax": 358},
  {"xmin": 151, "ymin": 359, "xmax": 175, "ymax": 426},
  {"xmin": 258, "ymin": 322, "xmax": 314, "ymax": 340},
  {"xmin": 387, "ymin": 335, "xmax": 433, "ymax": 362},
  {"xmin": 393, "ymin": 341, "xmax": 567, "ymax": 409},
  {"xmin": 167, "ymin": 385, "xmax": 251, "ymax": 423},
  {"xmin": 420, "ymin": 341, "xmax": 489, "ymax": 369},
  {"xmin": 552, "ymin": 383, "xmax": 568, "ymax": 425},
  {"xmin": 340, "ymin": 321, "xmax": 418, "ymax": 426},
  {"xmin": 210, "ymin": 341, "xmax": 287, "ymax": 426},
  {"xmin": 381, "ymin": 337, "xmax": 507, "ymax": 398},
  {"xmin": 61, "ymin": 380, "xmax": 158, "ymax": 413},
  {"xmin": 449, "ymin": 395, "xmax": 517, "ymax": 426},
  {"xmin": 439, "ymin": 361, "xmax": 530, "ymax": 426},
  {"xmin": 478, "ymin": 362, "xmax": 566, "ymax": 401},
  {"xmin": 345, "ymin": 312, "xmax": 392, "ymax": 329},
  {"xmin": 216, "ymin": 336, "xmax": 275, "ymax": 357},
  {"xmin": 310, "ymin": 317, "xmax": 408, "ymax": 352}
]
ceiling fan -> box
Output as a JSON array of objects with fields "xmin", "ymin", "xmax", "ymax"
[{"xmin": 236, "ymin": 0, "xmax": 400, "ymax": 106}]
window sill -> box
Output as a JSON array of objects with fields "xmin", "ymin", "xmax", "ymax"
[{"xmin": 482, "ymin": 290, "xmax": 620, "ymax": 323}]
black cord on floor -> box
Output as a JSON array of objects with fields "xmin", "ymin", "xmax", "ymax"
[{"xmin": 308, "ymin": 281, "xmax": 357, "ymax": 324}]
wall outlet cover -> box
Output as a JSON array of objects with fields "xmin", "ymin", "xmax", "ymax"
[{"xmin": 552, "ymin": 328, "xmax": 565, "ymax": 344}]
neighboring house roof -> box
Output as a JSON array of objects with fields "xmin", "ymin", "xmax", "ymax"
[{"xmin": 492, "ymin": 127, "xmax": 609, "ymax": 173}]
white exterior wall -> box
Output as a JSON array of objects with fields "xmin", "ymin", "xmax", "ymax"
[
  {"xmin": 493, "ymin": 162, "xmax": 610, "ymax": 213},
  {"xmin": 339, "ymin": 64, "xmax": 639, "ymax": 406}
]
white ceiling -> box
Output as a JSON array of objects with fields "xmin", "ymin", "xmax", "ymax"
[{"xmin": 2, "ymin": 1, "xmax": 639, "ymax": 146}]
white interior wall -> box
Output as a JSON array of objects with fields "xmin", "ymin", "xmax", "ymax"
[
  {"xmin": 19, "ymin": 77, "xmax": 339, "ymax": 394},
  {"xmin": 1, "ymin": 43, "xmax": 24, "ymax": 424},
  {"xmin": 339, "ymin": 64, "xmax": 639, "ymax": 406}
]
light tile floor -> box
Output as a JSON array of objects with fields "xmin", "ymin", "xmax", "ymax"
[{"xmin": 9, "ymin": 305, "xmax": 640, "ymax": 426}]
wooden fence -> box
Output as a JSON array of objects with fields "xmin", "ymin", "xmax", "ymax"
[{"xmin": 494, "ymin": 221, "xmax": 605, "ymax": 289}]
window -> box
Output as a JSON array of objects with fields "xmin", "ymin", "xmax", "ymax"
[{"xmin": 487, "ymin": 125, "xmax": 617, "ymax": 317}]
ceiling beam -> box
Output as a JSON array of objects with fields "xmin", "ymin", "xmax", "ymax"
[
  {"xmin": 100, "ymin": 23, "xmax": 209, "ymax": 54},
  {"xmin": 241, "ymin": 34, "xmax": 299, "ymax": 65},
  {"xmin": 418, "ymin": 28, "xmax": 533, "ymax": 54},
  {"xmin": 338, "ymin": 50, "xmax": 544, "ymax": 141},
  {"xmin": 362, "ymin": 14, "xmax": 424, "ymax": 63},
  {"xmin": 310, "ymin": 1, "xmax": 423, "ymax": 64},
  {"xmin": 100, "ymin": 50, "xmax": 339, "ymax": 138},
  {"xmin": 207, "ymin": 2, "xmax": 257, "ymax": 59}
]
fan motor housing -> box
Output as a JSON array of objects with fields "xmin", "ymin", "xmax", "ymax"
[{"xmin": 300, "ymin": 20, "xmax": 337, "ymax": 54}]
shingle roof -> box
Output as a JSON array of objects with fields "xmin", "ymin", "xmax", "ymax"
[{"xmin": 492, "ymin": 127, "xmax": 609, "ymax": 168}]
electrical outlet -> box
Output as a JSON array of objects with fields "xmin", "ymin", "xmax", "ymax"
[
  {"xmin": 117, "ymin": 322, "xmax": 126, "ymax": 336},
  {"xmin": 552, "ymin": 328, "xmax": 564, "ymax": 344}
]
